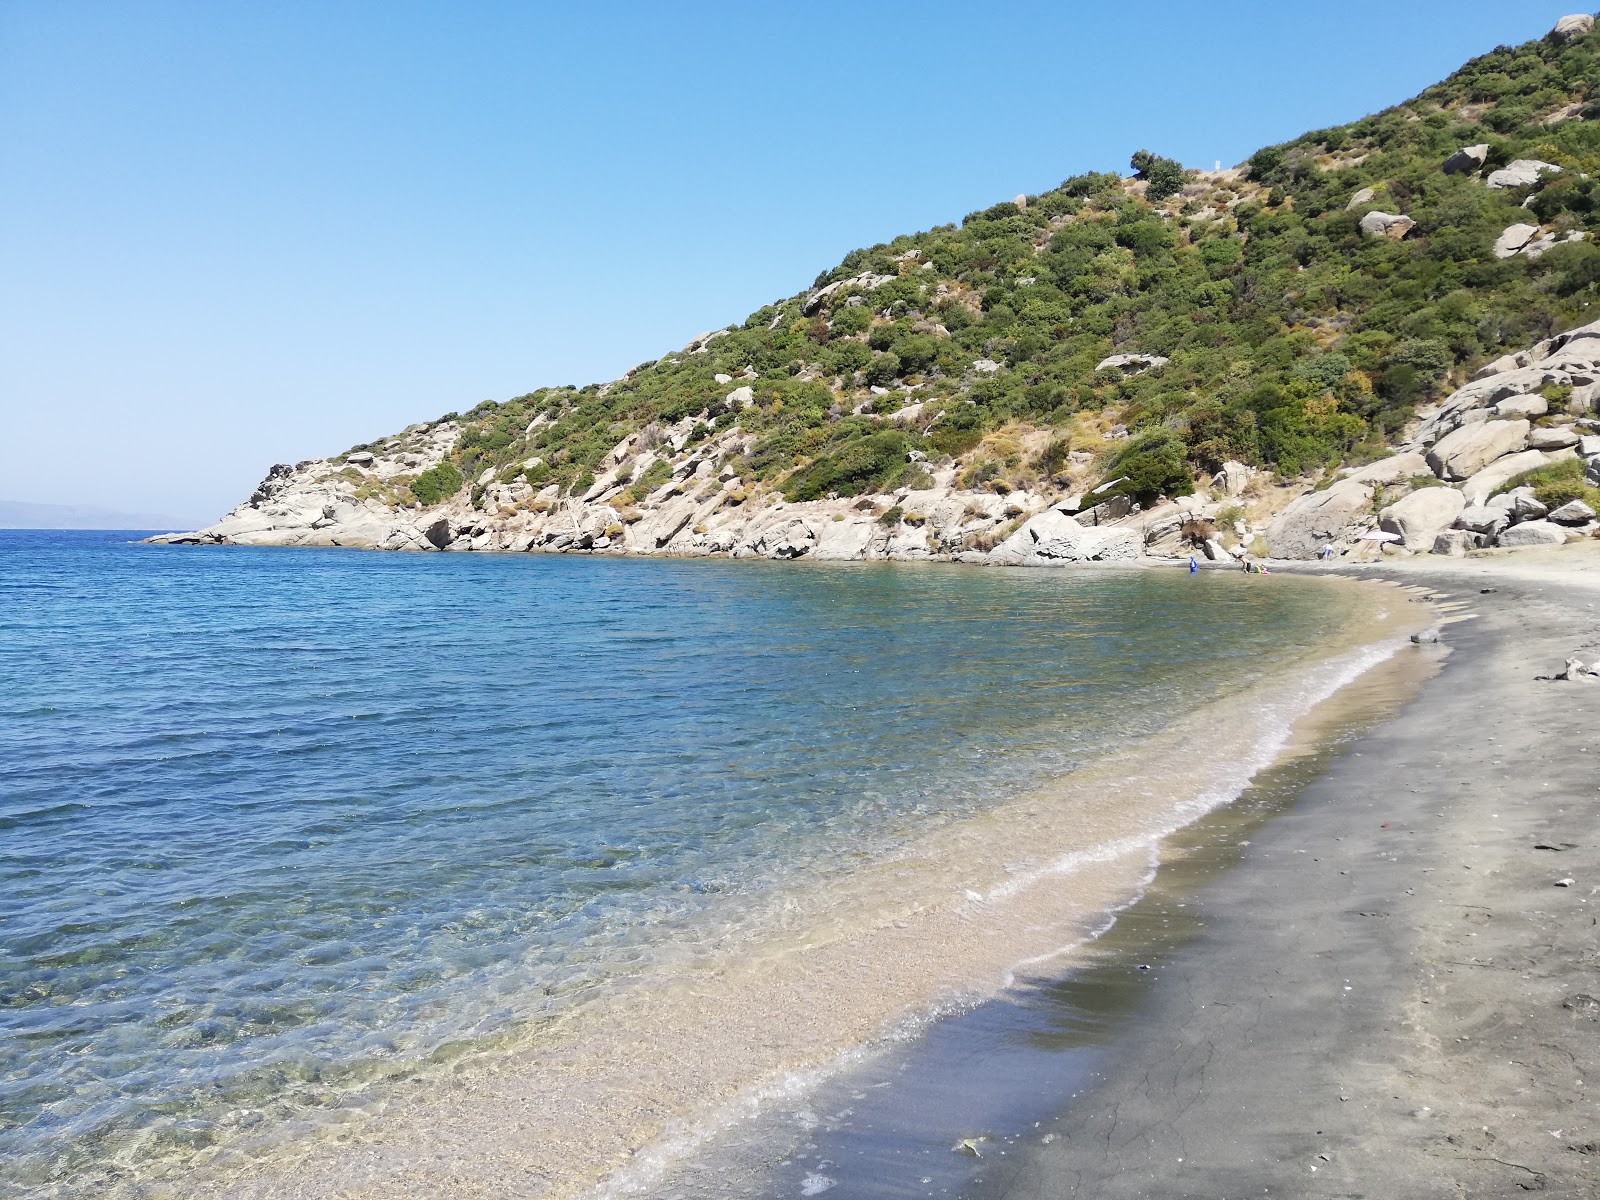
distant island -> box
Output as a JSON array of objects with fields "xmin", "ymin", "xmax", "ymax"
[{"xmin": 2, "ymin": 499, "xmax": 194, "ymax": 530}]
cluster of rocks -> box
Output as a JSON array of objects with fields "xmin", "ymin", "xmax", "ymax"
[{"xmin": 1266, "ymin": 317, "xmax": 1600, "ymax": 558}]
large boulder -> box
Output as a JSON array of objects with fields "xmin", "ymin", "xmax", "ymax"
[
  {"xmin": 1494, "ymin": 394, "xmax": 1549, "ymax": 418},
  {"xmin": 1344, "ymin": 186, "xmax": 1377, "ymax": 211},
  {"xmin": 1431, "ymin": 530, "xmax": 1471, "ymax": 557},
  {"xmin": 1486, "ymin": 160, "xmax": 1561, "ymax": 190},
  {"xmin": 1523, "ymin": 231, "xmax": 1588, "ymax": 261},
  {"xmin": 1343, "ymin": 451, "xmax": 1430, "ymax": 486},
  {"xmin": 1548, "ymin": 499, "xmax": 1597, "ymax": 525},
  {"xmin": 1552, "ymin": 14, "xmax": 1596, "ymax": 44},
  {"xmin": 1095, "ymin": 353, "xmax": 1168, "ymax": 375},
  {"xmin": 1530, "ymin": 425, "xmax": 1582, "ymax": 450},
  {"xmin": 1497, "ymin": 520, "xmax": 1570, "ymax": 547},
  {"xmin": 1212, "ymin": 460, "xmax": 1254, "ymax": 496},
  {"xmin": 1359, "ymin": 211, "xmax": 1415, "ymax": 240},
  {"xmin": 1264, "ymin": 479, "xmax": 1374, "ymax": 559},
  {"xmin": 1493, "ymin": 223, "xmax": 1541, "ymax": 259},
  {"xmin": 1455, "ymin": 505, "xmax": 1510, "ymax": 536},
  {"xmin": 1442, "ymin": 144, "xmax": 1490, "ymax": 175},
  {"xmin": 988, "ymin": 508, "xmax": 1139, "ymax": 565},
  {"xmin": 1507, "ymin": 487, "xmax": 1550, "ymax": 522},
  {"xmin": 1379, "ymin": 487, "xmax": 1465, "ymax": 548},
  {"xmin": 1460, "ymin": 449, "xmax": 1550, "ymax": 506},
  {"xmin": 1426, "ymin": 419, "xmax": 1530, "ymax": 480}
]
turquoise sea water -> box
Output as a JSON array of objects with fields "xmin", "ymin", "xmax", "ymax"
[{"xmin": 1, "ymin": 531, "xmax": 1366, "ymax": 1194}]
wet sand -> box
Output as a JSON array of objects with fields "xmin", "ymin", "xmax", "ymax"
[{"xmin": 972, "ymin": 552, "xmax": 1600, "ymax": 1198}]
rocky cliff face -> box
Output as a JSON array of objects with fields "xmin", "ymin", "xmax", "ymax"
[
  {"xmin": 151, "ymin": 403, "xmax": 1160, "ymax": 564},
  {"xmin": 1265, "ymin": 316, "xmax": 1600, "ymax": 558}
]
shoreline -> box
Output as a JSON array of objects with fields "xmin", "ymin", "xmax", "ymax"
[
  {"xmin": 611, "ymin": 634, "xmax": 1445, "ymax": 1200},
  {"xmin": 158, "ymin": 574, "xmax": 1423, "ymax": 1200},
  {"xmin": 963, "ymin": 551, "xmax": 1600, "ymax": 1197}
]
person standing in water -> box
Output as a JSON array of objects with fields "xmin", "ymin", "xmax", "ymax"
[{"xmin": 1188, "ymin": 554, "xmax": 1199, "ymax": 573}]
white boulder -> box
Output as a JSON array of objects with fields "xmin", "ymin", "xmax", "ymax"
[
  {"xmin": 1359, "ymin": 211, "xmax": 1415, "ymax": 239},
  {"xmin": 1426, "ymin": 419, "xmax": 1530, "ymax": 480},
  {"xmin": 1213, "ymin": 460, "xmax": 1254, "ymax": 496},
  {"xmin": 1494, "ymin": 394, "xmax": 1548, "ymax": 418},
  {"xmin": 1455, "ymin": 505, "xmax": 1509, "ymax": 536},
  {"xmin": 1442, "ymin": 145, "xmax": 1490, "ymax": 175},
  {"xmin": 1493, "ymin": 223, "xmax": 1541, "ymax": 259},
  {"xmin": 1459, "ymin": 449, "xmax": 1549, "ymax": 506},
  {"xmin": 1379, "ymin": 487, "xmax": 1465, "ymax": 548},
  {"xmin": 1497, "ymin": 519, "xmax": 1570, "ymax": 547},
  {"xmin": 1529, "ymin": 426, "xmax": 1581, "ymax": 450},
  {"xmin": 1095, "ymin": 353, "xmax": 1169, "ymax": 375},
  {"xmin": 1552, "ymin": 14, "xmax": 1595, "ymax": 43},
  {"xmin": 1507, "ymin": 487, "xmax": 1550, "ymax": 521},
  {"xmin": 1346, "ymin": 452, "xmax": 1431, "ymax": 485},
  {"xmin": 1486, "ymin": 160, "xmax": 1561, "ymax": 190},
  {"xmin": 1548, "ymin": 499, "xmax": 1597, "ymax": 524}
]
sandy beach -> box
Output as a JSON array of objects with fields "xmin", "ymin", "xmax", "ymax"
[{"xmin": 970, "ymin": 547, "xmax": 1600, "ymax": 1198}]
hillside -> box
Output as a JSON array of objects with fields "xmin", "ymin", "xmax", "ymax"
[{"xmin": 157, "ymin": 14, "xmax": 1600, "ymax": 562}]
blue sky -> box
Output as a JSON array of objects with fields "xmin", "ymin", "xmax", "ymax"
[{"xmin": 0, "ymin": 1, "xmax": 1585, "ymax": 524}]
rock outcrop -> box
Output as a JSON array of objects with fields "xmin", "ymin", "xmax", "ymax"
[
  {"xmin": 1359, "ymin": 211, "xmax": 1415, "ymax": 239},
  {"xmin": 1378, "ymin": 487, "xmax": 1465, "ymax": 548},
  {"xmin": 1493, "ymin": 223, "xmax": 1541, "ymax": 259},
  {"xmin": 1551, "ymin": 14, "xmax": 1596, "ymax": 44},
  {"xmin": 1486, "ymin": 160, "xmax": 1561, "ymax": 190},
  {"xmin": 1426, "ymin": 419, "xmax": 1531, "ymax": 480},
  {"xmin": 1442, "ymin": 144, "xmax": 1490, "ymax": 175}
]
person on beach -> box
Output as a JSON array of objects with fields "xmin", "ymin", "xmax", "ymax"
[{"xmin": 1189, "ymin": 554, "xmax": 1199, "ymax": 573}]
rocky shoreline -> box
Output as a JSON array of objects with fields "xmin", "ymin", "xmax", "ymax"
[{"xmin": 151, "ymin": 316, "xmax": 1600, "ymax": 568}]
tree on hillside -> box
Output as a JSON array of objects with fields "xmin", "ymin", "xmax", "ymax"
[{"xmin": 1130, "ymin": 149, "xmax": 1188, "ymax": 201}]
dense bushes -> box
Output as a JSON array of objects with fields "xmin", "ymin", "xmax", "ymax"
[
  {"xmin": 783, "ymin": 431, "xmax": 913, "ymax": 501},
  {"xmin": 1097, "ymin": 431, "xmax": 1195, "ymax": 505},
  {"xmin": 410, "ymin": 463, "xmax": 463, "ymax": 506}
]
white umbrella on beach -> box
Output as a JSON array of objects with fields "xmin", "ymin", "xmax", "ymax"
[{"xmin": 1360, "ymin": 529, "xmax": 1403, "ymax": 543}]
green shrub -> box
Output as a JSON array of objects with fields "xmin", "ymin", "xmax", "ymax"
[
  {"xmin": 634, "ymin": 459, "xmax": 673, "ymax": 496},
  {"xmin": 1096, "ymin": 430, "xmax": 1195, "ymax": 505},
  {"xmin": 1493, "ymin": 456, "xmax": 1600, "ymax": 510},
  {"xmin": 1129, "ymin": 150, "xmax": 1188, "ymax": 202},
  {"xmin": 411, "ymin": 463, "xmax": 463, "ymax": 507},
  {"xmin": 863, "ymin": 353, "xmax": 901, "ymax": 386},
  {"xmin": 784, "ymin": 431, "xmax": 913, "ymax": 501}
]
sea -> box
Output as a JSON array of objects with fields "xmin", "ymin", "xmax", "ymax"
[{"xmin": 0, "ymin": 530, "xmax": 1413, "ymax": 1198}]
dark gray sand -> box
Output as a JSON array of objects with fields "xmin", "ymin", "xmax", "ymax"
[{"xmin": 973, "ymin": 567, "xmax": 1600, "ymax": 1199}]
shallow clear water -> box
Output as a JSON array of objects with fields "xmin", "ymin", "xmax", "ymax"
[{"xmin": 0, "ymin": 531, "xmax": 1363, "ymax": 1193}]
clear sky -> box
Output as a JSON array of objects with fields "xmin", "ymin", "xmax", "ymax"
[{"xmin": 0, "ymin": 1, "xmax": 1586, "ymax": 524}]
